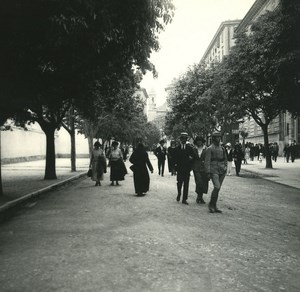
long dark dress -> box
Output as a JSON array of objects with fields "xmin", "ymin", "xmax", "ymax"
[
  {"xmin": 129, "ymin": 148, "xmax": 153, "ymax": 194},
  {"xmin": 167, "ymin": 146, "xmax": 176, "ymax": 175}
]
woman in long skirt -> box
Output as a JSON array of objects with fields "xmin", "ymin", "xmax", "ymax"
[
  {"xmin": 129, "ymin": 143, "xmax": 153, "ymax": 196},
  {"xmin": 109, "ymin": 141, "xmax": 127, "ymax": 186},
  {"xmin": 89, "ymin": 141, "xmax": 106, "ymax": 186}
]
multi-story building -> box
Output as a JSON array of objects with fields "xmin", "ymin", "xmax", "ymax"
[
  {"xmin": 200, "ymin": 0, "xmax": 298, "ymax": 154},
  {"xmin": 134, "ymin": 87, "xmax": 157, "ymax": 122},
  {"xmin": 200, "ymin": 20, "xmax": 241, "ymax": 66},
  {"xmin": 200, "ymin": 20, "xmax": 242, "ymax": 144},
  {"xmin": 235, "ymin": 0, "xmax": 299, "ymax": 154}
]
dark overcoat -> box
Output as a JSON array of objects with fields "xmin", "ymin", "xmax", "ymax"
[
  {"xmin": 129, "ymin": 149, "xmax": 153, "ymax": 194},
  {"xmin": 174, "ymin": 144, "xmax": 195, "ymax": 180}
]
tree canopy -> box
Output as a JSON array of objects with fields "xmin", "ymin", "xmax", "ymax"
[{"xmin": 0, "ymin": 0, "xmax": 175, "ymax": 179}]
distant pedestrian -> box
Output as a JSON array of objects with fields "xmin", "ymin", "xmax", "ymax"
[
  {"xmin": 290, "ymin": 141, "xmax": 297, "ymax": 163},
  {"xmin": 225, "ymin": 143, "xmax": 233, "ymax": 176},
  {"xmin": 129, "ymin": 142, "xmax": 154, "ymax": 197},
  {"xmin": 174, "ymin": 132, "xmax": 195, "ymax": 205},
  {"xmin": 154, "ymin": 139, "xmax": 167, "ymax": 176},
  {"xmin": 167, "ymin": 140, "xmax": 177, "ymax": 176},
  {"xmin": 204, "ymin": 132, "xmax": 227, "ymax": 213},
  {"xmin": 192, "ymin": 136, "xmax": 208, "ymax": 204},
  {"xmin": 283, "ymin": 144, "xmax": 290, "ymax": 163},
  {"xmin": 89, "ymin": 141, "xmax": 106, "ymax": 186},
  {"xmin": 244, "ymin": 145, "xmax": 250, "ymax": 164},
  {"xmin": 122, "ymin": 144, "xmax": 129, "ymax": 161},
  {"xmin": 108, "ymin": 141, "xmax": 127, "ymax": 186},
  {"xmin": 271, "ymin": 142, "xmax": 279, "ymax": 162},
  {"xmin": 233, "ymin": 143, "xmax": 244, "ymax": 176}
]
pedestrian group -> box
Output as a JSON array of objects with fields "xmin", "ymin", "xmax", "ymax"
[{"xmin": 88, "ymin": 132, "xmax": 297, "ymax": 214}]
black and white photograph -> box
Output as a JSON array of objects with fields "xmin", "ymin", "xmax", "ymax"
[{"xmin": 0, "ymin": 0, "xmax": 299, "ymax": 291}]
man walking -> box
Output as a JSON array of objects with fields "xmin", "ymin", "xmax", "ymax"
[
  {"xmin": 205, "ymin": 132, "xmax": 227, "ymax": 213},
  {"xmin": 154, "ymin": 139, "xmax": 167, "ymax": 176},
  {"xmin": 174, "ymin": 132, "xmax": 195, "ymax": 205}
]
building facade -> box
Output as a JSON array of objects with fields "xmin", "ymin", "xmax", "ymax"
[
  {"xmin": 200, "ymin": 20, "xmax": 241, "ymax": 66},
  {"xmin": 200, "ymin": 0, "xmax": 298, "ymax": 154},
  {"xmin": 235, "ymin": 0, "xmax": 298, "ymax": 154}
]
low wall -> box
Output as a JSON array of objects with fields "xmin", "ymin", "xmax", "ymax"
[{"xmin": 1, "ymin": 123, "xmax": 89, "ymax": 164}]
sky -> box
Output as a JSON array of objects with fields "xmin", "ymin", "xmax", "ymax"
[{"xmin": 140, "ymin": 0, "xmax": 256, "ymax": 106}]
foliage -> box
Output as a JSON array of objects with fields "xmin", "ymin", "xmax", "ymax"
[
  {"xmin": 0, "ymin": 0, "xmax": 174, "ymax": 178},
  {"xmin": 165, "ymin": 63, "xmax": 216, "ymax": 139}
]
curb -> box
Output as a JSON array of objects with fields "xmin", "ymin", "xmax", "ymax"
[
  {"xmin": 241, "ymin": 168, "xmax": 300, "ymax": 190},
  {"xmin": 0, "ymin": 172, "xmax": 88, "ymax": 218}
]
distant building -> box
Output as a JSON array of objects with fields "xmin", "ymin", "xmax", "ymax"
[
  {"xmin": 200, "ymin": 20, "xmax": 241, "ymax": 144},
  {"xmin": 152, "ymin": 102, "xmax": 168, "ymax": 138},
  {"xmin": 235, "ymin": 0, "xmax": 298, "ymax": 153},
  {"xmin": 200, "ymin": 20, "xmax": 241, "ymax": 67},
  {"xmin": 199, "ymin": 0, "xmax": 298, "ymax": 153},
  {"xmin": 134, "ymin": 87, "xmax": 156, "ymax": 122}
]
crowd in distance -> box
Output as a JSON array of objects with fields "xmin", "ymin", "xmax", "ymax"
[{"xmin": 88, "ymin": 133, "xmax": 297, "ymax": 214}]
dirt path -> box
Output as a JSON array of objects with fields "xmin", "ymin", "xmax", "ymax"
[{"xmin": 0, "ymin": 166, "xmax": 299, "ymax": 292}]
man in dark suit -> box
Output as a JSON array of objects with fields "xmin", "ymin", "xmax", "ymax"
[
  {"xmin": 154, "ymin": 139, "xmax": 167, "ymax": 176},
  {"xmin": 174, "ymin": 132, "xmax": 195, "ymax": 205}
]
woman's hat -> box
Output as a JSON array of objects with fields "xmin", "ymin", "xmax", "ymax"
[{"xmin": 194, "ymin": 136, "xmax": 206, "ymax": 143}]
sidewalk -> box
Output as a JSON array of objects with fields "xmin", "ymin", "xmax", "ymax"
[
  {"xmin": 0, "ymin": 155, "xmax": 299, "ymax": 214},
  {"xmin": 239, "ymin": 156, "xmax": 300, "ymax": 190},
  {"xmin": 0, "ymin": 158, "xmax": 90, "ymax": 210}
]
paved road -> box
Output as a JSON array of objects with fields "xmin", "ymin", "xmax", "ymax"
[{"xmin": 0, "ymin": 162, "xmax": 299, "ymax": 292}]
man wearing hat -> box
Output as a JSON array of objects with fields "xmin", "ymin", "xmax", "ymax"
[
  {"xmin": 154, "ymin": 139, "xmax": 167, "ymax": 176},
  {"xmin": 204, "ymin": 132, "xmax": 227, "ymax": 213},
  {"xmin": 225, "ymin": 142, "xmax": 233, "ymax": 176},
  {"xmin": 174, "ymin": 132, "xmax": 195, "ymax": 205}
]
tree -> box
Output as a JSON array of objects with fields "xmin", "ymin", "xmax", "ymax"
[
  {"xmin": 165, "ymin": 63, "xmax": 216, "ymax": 139},
  {"xmin": 221, "ymin": 11, "xmax": 287, "ymax": 168},
  {"xmin": 0, "ymin": 0, "xmax": 175, "ymax": 179}
]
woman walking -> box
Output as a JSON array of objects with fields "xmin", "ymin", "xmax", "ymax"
[
  {"xmin": 192, "ymin": 136, "xmax": 208, "ymax": 204},
  {"xmin": 108, "ymin": 141, "xmax": 127, "ymax": 186},
  {"xmin": 89, "ymin": 141, "xmax": 106, "ymax": 186},
  {"xmin": 167, "ymin": 140, "xmax": 177, "ymax": 176},
  {"xmin": 225, "ymin": 143, "xmax": 233, "ymax": 176},
  {"xmin": 129, "ymin": 143, "xmax": 153, "ymax": 196}
]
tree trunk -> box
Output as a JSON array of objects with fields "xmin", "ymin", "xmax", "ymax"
[
  {"xmin": 0, "ymin": 131, "xmax": 3, "ymax": 196},
  {"xmin": 262, "ymin": 124, "xmax": 273, "ymax": 169},
  {"xmin": 88, "ymin": 136, "xmax": 93, "ymax": 157},
  {"xmin": 70, "ymin": 130, "xmax": 76, "ymax": 172},
  {"xmin": 69, "ymin": 107, "xmax": 76, "ymax": 172},
  {"xmin": 44, "ymin": 126, "xmax": 57, "ymax": 179}
]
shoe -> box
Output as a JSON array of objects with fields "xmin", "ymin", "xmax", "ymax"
[
  {"xmin": 176, "ymin": 195, "xmax": 180, "ymax": 202},
  {"xmin": 199, "ymin": 198, "xmax": 206, "ymax": 204},
  {"xmin": 208, "ymin": 203, "xmax": 215, "ymax": 213},
  {"xmin": 215, "ymin": 208, "xmax": 222, "ymax": 213},
  {"xmin": 116, "ymin": 182, "xmax": 120, "ymax": 186},
  {"xmin": 182, "ymin": 201, "xmax": 189, "ymax": 205},
  {"xmin": 110, "ymin": 182, "xmax": 114, "ymax": 186}
]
